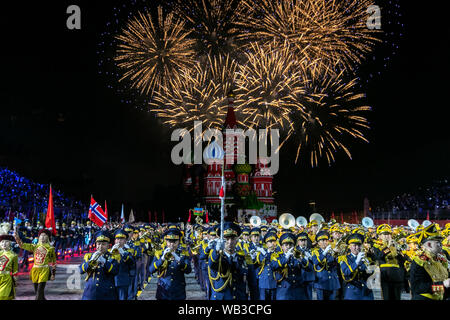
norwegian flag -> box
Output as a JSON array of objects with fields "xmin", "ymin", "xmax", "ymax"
[{"xmin": 88, "ymin": 196, "xmax": 107, "ymax": 227}]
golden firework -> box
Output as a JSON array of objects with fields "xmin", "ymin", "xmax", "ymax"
[
  {"xmin": 150, "ymin": 54, "xmax": 242, "ymax": 139},
  {"xmin": 170, "ymin": 0, "xmax": 250, "ymax": 58},
  {"xmin": 237, "ymin": 0, "xmax": 381, "ymax": 75},
  {"xmin": 286, "ymin": 67, "xmax": 371, "ymax": 167},
  {"xmin": 115, "ymin": 6, "xmax": 196, "ymax": 96},
  {"xmin": 234, "ymin": 42, "xmax": 307, "ymax": 132}
]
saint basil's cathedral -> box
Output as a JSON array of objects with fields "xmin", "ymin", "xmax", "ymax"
[{"xmin": 182, "ymin": 93, "xmax": 278, "ymax": 222}]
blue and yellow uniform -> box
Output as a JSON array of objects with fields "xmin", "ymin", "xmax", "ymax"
[
  {"xmin": 149, "ymin": 228, "xmax": 192, "ymax": 300},
  {"xmin": 79, "ymin": 231, "xmax": 120, "ymax": 300},
  {"xmin": 312, "ymin": 231, "xmax": 341, "ymax": 300},
  {"xmin": 296, "ymin": 232, "xmax": 315, "ymax": 300},
  {"xmin": 273, "ymin": 232, "xmax": 311, "ymax": 300},
  {"xmin": 339, "ymin": 233, "xmax": 374, "ymax": 300},
  {"xmin": 254, "ymin": 232, "xmax": 279, "ymax": 300},
  {"xmin": 372, "ymin": 224, "xmax": 407, "ymax": 300},
  {"xmin": 199, "ymin": 226, "xmax": 217, "ymax": 299},
  {"xmin": 208, "ymin": 222, "xmax": 248, "ymax": 300},
  {"xmin": 124, "ymin": 225, "xmax": 139, "ymax": 300},
  {"xmin": 112, "ymin": 229, "xmax": 135, "ymax": 300}
]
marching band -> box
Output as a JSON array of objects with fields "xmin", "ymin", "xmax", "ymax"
[{"xmin": 1, "ymin": 214, "xmax": 450, "ymax": 301}]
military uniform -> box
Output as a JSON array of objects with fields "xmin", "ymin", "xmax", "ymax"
[
  {"xmin": 149, "ymin": 228, "xmax": 192, "ymax": 300},
  {"xmin": 254, "ymin": 232, "xmax": 279, "ymax": 300},
  {"xmin": 410, "ymin": 224, "xmax": 449, "ymax": 300},
  {"xmin": 339, "ymin": 233, "xmax": 374, "ymax": 300},
  {"xmin": 112, "ymin": 229, "xmax": 135, "ymax": 300},
  {"xmin": 79, "ymin": 231, "xmax": 120, "ymax": 300},
  {"xmin": 372, "ymin": 224, "xmax": 407, "ymax": 300},
  {"xmin": 124, "ymin": 225, "xmax": 139, "ymax": 300},
  {"xmin": 0, "ymin": 234, "xmax": 18, "ymax": 300},
  {"xmin": 208, "ymin": 222, "xmax": 248, "ymax": 300},
  {"xmin": 296, "ymin": 232, "xmax": 315, "ymax": 300},
  {"xmin": 273, "ymin": 232, "xmax": 310, "ymax": 300},
  {"xmin": 312, "ymin": 231, "xmax": 341, "ymax": 300},
  {"xmin": 199, "ymin": 227, "xmax": 217, "ymax": 299},
  {"xmin": 247, "ymin": 227, "xmax": 261, "ymax": 300}
]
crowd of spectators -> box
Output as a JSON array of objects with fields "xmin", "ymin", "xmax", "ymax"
[
  {"xmin": 372, "ymin": 178, "xmax": 449, "ymax": 213},
  {"xmin": 0, "ymin": 167, "xmax": 87, "ymax": 222}
]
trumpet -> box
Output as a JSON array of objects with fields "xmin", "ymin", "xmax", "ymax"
[{"xmin": 85, "ymin": 251, "xmax": 105, "ymax": 280}]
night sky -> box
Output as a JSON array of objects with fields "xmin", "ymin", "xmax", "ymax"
[{"xmin": 0, "ymin": 1, "xmax": 448, "ymax": 221}]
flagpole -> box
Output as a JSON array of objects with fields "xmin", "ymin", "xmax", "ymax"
[{"xmin": 220, "ymin": 163, "xmax": 225, "ymax": 242}]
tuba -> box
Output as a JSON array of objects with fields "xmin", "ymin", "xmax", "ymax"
[
  {"xmin": 407, "ymin": 219, "xmax": 420, "ymax": 231},
  {"xmin": 309, "ymin": 213, "xmax": 325, "ymax": 224},
  {"xmin": 296, "ymin": 216, "xmax": 308, "ymax": 228},
  {"xmin": 279, "ymin": 213, "xmax": 296, "ymax": 229},
  {"xmin": 250, "ymin": 215, "xmax": 262, "ymax": 227},
  {"xmin": 362, "ymin": 217, "xmax": 374, "ymax": 229},
  {"xmin": 422, "ymin": 220, "xmax": 432, "ymax": 228},
  {"xmin": 310, "ymin": 213, "xmax": 325, "ymax": 233}
]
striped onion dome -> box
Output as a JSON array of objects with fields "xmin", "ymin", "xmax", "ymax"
[{"xmin": 203, "ymin": 140, "xmax": 224, "ymax": 162}]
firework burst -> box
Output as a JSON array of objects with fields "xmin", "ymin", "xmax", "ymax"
[
  {"xmin": 237, "ymin": 0, "xmax": 381, "ymax": 76},
  {"xmin": 286, "ymin": 67, "xmax": 371, "ymax": 167},
  {"xmin": 115, "ymin": 6, "xmax": 196, "ymax": 96},
  {"xmin": 150, "ymin": 54, "xmax": 241, "ymax": 138},
  {"xmin": 170, "ymin": 0, "xmax": 250, "ymax": 59},
  {"xmin": 234, "ymin": 42, "xmax": 307, "ymax": 133}
]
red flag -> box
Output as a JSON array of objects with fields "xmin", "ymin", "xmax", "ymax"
[
  {"xmin": 219, "ymin": 185, "xmax": 225, "ymax": 198},
  {"xmin": 331, "ymin": 212, "xmax": 335, "ymax": 220},
  {"xmin": 88, "ymin": 196, "xmax": 107, "ymax": 227},
  {"xmin": 426, "ymin": 210, "xmax": 430, "ymax": 221},
  {"xmin": 45, "ymin": 185, "xmax": 56, "ymax": 235},
  {"xmin": 205, "ymin": 210, "xmax": 209, "ymax": 223},
  {"xmin": 104, "ymin": 201, "xmax": 108, "ymax": 220},
  {"xmin": 188, "ymin": 210, "xmax": 192, "ymax": 223}
]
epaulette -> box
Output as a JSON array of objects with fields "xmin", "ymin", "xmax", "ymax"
[
  {"xmin": 83, "ymin": 252, "xmax": 93, "ymax": 262},
  {"xmin": 154, "ymin": 249, "xmax": 163, "ymax": 259},
  {"xmin": 337, "ymin": 254, "xmax": 347, "ymax": 264},
  {"xmin": 413, "ymin": 254, "xmax": 428, "ymax": 267}
]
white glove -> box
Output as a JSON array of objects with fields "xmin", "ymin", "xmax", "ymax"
[
  {"xmin": 323, "ymin": 245, "xmax": 332, "ymax": 255},
  {"xmin": 443, "ymin": 279, "xmax": 450, "ymax": 288},
  {"xmin": 90, "ymin": 251, "xmax": 101, "ymax": 261},
  {"xmin": 97, "ymin": 256, "xmax": 106, "ymax": 265},
  {"xmin": 356, "ymin": 252, "xmax": 365, "ymax": 265},
  {"xmin": 172, "ymin": 252, "xmax": 181, "ymax": 262},
  {"xmin": 161, "ymin": 248, "xmax": 171, "ymax": 261},
  {"xmin": 304, "ymin": 251, "xmax": 312, "ymax": 260},
  {"xmin": 215, "ymin": 239, "xmax": 225, "ymax": 252},
  {"xmin": 118, "ymin": 248, "xmax": 125, "ymax": 255},
  {"xmin": 250, "ymin": 251, "xmax": 257, "ymax": 260},
  {"xmin": 111, "ymin": 244, "xmax": 120, "ymax": 251},
  {"xmin": 208, "ymin": 239, "xmax": 216, "ymax": 249},
  {"xmin": 257, "ymin": 247, "xmax": 267, "ymax": 256},
  {"xmin": 285, "ymin": 248, "xmax": 293, "ymax": 259}
]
